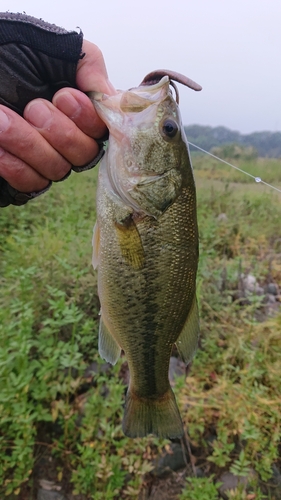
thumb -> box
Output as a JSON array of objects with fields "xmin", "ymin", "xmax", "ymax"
[{"xmin": 76, "ymin": 40, "xmax": 116, "ymax": 96}]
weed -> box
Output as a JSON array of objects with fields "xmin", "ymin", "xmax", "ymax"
[
  {"xmin": 179, "ymin": 476, "xmax": 221, "ymax": 500},
  {"xmin": 0, "ymin": 157, "xmax": 280, "ymax": 497}
]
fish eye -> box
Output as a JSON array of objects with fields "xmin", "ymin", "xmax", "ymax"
[{"xmin": 162, "ymin": 119, "xmax": 178, "ymax": 138}]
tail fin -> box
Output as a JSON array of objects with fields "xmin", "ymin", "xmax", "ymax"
[{"xmin": 122, "ymin": 387, "xmax": 183, "ymax": 439}]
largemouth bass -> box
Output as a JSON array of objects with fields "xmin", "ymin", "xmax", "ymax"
[{"xmin": 91, "ymin": 70, "xmax": 201, "ymax": 439}]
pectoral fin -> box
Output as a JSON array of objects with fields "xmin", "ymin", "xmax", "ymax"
[
  {"xmin": 115, "ymin": 215, "xmax": 145, "ymax": 270},
  {"xmin": 92, "ymin": 221, "xmax": 100, "ymax": 270},
  {"xmin": 175, "ymin": 295, "xmax": 200, "ymax": 365},
  {"xmin": 99, "ymin": 315, "xmax": 121, "ymax": 365}
]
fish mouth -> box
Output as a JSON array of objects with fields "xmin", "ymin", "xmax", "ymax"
[
  {"xmin": 90, "ymin": 76, "xmax": 172, "ymax": 122},
  {"xmin": 120, "ymin": 76, "xmax": 171, "ymax": 113}
]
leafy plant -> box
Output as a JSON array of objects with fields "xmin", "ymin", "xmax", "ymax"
[
  {"xmin": 208, "ymin": 432, "xmax": 235, "ymax": 468},
  {"xmin": 0, "ymin": 158, "xmax": 280, "ymax": 497},
  {"xmin": 180, "ymin": 476, "xmax": 221, "ymax": 500},
  {"xmin": 230, "ymin": 451, "xmax": 252, "ymax": 478}
]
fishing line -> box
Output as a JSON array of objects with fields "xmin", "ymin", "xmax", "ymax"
[{"xmin": 188, "ymin": 141, "xmax": 281, "ymax": 195}]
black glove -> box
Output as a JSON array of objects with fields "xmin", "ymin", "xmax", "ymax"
[{"xmin": 0, "ymin": 12, "xmax": 105, "ymax": 207}]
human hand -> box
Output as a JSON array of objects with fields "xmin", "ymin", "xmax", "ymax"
[{"xmin": 0, "ymin": 40, "xmax": 115, "ymax": 196}]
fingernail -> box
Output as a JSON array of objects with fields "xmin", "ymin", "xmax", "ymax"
[
  {"xmin": 53, "ymin": 92, "xmax": 81, "ymax": 119},
  {"xmin": 25, "ymin": 101, "xmax": 53, "ymax": 128},
  {"xmin": 0, "ymin": 109, "xmax": 10, "ymax": 132}
]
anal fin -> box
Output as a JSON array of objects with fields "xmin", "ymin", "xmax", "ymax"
[
  {"xmin": 176, "ymin": 295, "xmax": 200, "ymax": 365},
  {"xmin": 99, "ymin": 315, "xmax": 121, "ymax": 365}
]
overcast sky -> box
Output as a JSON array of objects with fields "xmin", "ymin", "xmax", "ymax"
[{"xmin": 2, "ymin": 0, "xmax": 281, "ymax": 134}]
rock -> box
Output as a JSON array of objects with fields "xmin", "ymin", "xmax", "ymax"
[
  {"xmin": 83, "ymin": 361, "xmax": 111, "ymax": 378},
  {"xmin": 37, "ymin": 489, "xmax": 66, "ymax": 500},
  {"xmin": 219, "ymin": 471, "xmax": 247, "ymax": 493},
  {"xmin": 119, "ymin": 360, "xmax": 130, "ymax": 385},
  {"xmin": 169, "ymin": 357, "xmax": 186, "ymax": 384},
  {"xmin": 271, "ymin": 463, "xmax": 281, "ymax": 484},
  {"xmin": 242, "ymin": 274, "xmax": 264, "ymax": 296},
  {"xmin": 265, "ymin": 293, "xmax": 277, "ymax": 304},
  {"xmin": 265, "ymin": 283, "xmax": 279, "ymax": 296},
  {"xmin": 242, "ymin": 274, "xmax": 257, "ymax": 293},
  {"xmin": 266, "ymin": 464, "xmax": 281, "ymax": 499},
  {"xmin": 219, "ymin": 469, "xmax": 256, "ymax": 498},
  {"xmin": 217, "ymin": 213, "xmax": 228, "ymax": 222},
  {"xmin": 262, "ymin": 293, "xmax": 281, "ymax": 317},
  {"xmin": 152, "ymin": 443, "xmax": 188, "ymax": 477},
  {"xmin": 39, "ymin": 480, "xmax": 61, "ymax": 491},
  {"xmin": 255, "ymin": 286, "xmax": 265, "ymax": 296},
  {"xmin": 195, "ymin": 467, "xmax": 205, "ymax": 478}
]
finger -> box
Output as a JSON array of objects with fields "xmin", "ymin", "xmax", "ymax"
[
  {"xmin": 24, "ymin": 99, "xmax": 99, "ymax": 167},
  {"xmin": 52, "ymin": 88, "xmax": 107, "ymax": 139},
  {"xmin": 0, "ymin": 106, "xmax": 71, "ymax": 181},
  {"xmin": 76, "ymin": 40, "xmax": 117, "ymax": 95},
  {"xmin": 0, "ymin": 147, "xmax": 49, "ymax": 193}
]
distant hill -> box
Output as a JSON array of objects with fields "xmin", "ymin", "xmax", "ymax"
[{"xmin": 184, "ymin": 125, "xmax": 281, "ymax": 158}]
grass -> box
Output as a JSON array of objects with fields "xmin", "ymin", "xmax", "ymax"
[
  {"xmin": 0, "ymin": 154, "xmax": 280, "ymax": 498},
  {"xmin": 192, "ymin": 152, "xmax": 281, "ymax": 186}
]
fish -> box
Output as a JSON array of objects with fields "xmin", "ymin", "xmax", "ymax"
[{"xmin": 90, "ymin": 70, "xmax": 201, "ymax": 439}]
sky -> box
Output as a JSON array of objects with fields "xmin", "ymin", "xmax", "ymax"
[{"xmin": 2, "ymin": 0, "xmax": 281, "ymax": 134}]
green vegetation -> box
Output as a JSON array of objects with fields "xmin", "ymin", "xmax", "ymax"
[
  {"xmin": 0, "ymin": 154, "xmax": 280, "ymax": 498},
  {"xmin": 210, "ymin": 144, "xmax": 257, "ymax": 161},
  {"xmin": 192, "ymin": 151, "xmax": 281, "ymax": 185},
  {"xmin": 179, "ymin": 476, "xmax": 221, "ymax": 500}
]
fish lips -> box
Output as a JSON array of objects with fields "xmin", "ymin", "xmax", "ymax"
[{"xmin": 89, "ymin": 76, "xmax": 173, "ymax": 130}]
